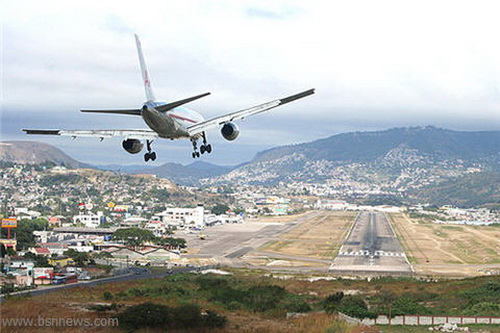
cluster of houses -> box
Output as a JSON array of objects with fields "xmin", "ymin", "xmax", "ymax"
[
  {"xmin": 2, "ymin": 256, "xmax": 79, "ymax": 287},
  {"xmin": 1, "ymin": 203, "xmax": 246, "ymax": 290},
  {"xmin": 410, "ymin": 205, "xmax": 500, "ymax": 224},
  {"xmin": 54, "ymin": 203, "xmax": 243, "ymax": 231}
]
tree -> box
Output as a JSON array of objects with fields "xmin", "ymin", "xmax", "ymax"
[
  {"xmin": 14, "ymin": 218, "xmax": 49, "ymax": 250},
  {"xmin": 211, "ymin": 204, "xmax": 230, "ymax": 215},
  {"xmin": 63, "ymin": 249, "xmax": 90, "ymax": 266},
  {"xmin": 23, "ymin": 252, "xmax": 50, "ymax": 267},
  {"xmin": 323, "ymin": 292, "xmax": 344, "ymax": 314},
  {"xmin": 337, "ymin": 296, "xmax": 377, "ymax": 319},
  {"xmin": 112, "ymin": 228, "xmax": 156, "ymax": 247},
  {"xmin": 156, "ymin": 237, "xmax": 186, "ymax": 248}
]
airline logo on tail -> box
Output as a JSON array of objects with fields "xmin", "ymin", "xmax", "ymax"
[{"xmin": 144, "ymin": 71, "xmax": 150, "ymax": 88}]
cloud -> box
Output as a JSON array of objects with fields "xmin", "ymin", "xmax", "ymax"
[{"xmin": 2, "ymin": 0, "xmax": 500, "ymax": 165}]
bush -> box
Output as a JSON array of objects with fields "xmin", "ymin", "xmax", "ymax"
[
  {"xmin": 391, "ymin": 296, "xmax": 431, "ymax": 316},
  {"xmin": 245, "ymin": 285, "xmax": 287, "ymax": 312},
  {"xmin": 117, "ymin": 302, "xmax": 227, "ymax": 331},
  {"xmin": 465, "ymin": 302, "xmax": 500, "ymax": 317},
  {"xmin": 203, "ymin": 310, "xmax": 227, "ymax": 328},
  {"xmin": 323, "ymin": 292, "xmax": 344, "ymax": 314},
  {"xmin": 117, "ymin": 302, "xmax": 174, "ymax": 331},
  {"xmin": 337, "ymin": 296, "xmax": 377, "ymax": 319},
  {"xmin": 285, "ymin": 294, "xmax": 312, "ymax": 313},
  {"xmin": 103, "ymin": 291, "xmax": 113, "ymax": 301}
]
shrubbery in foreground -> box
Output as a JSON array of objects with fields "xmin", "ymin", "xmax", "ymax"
[{"xmin": 117, "ymin": 302, "xmax": 226, "ymax": 331}]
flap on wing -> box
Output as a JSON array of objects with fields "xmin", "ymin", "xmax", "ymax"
[
  {"xmin": 155, "ymin": 92, "xmax": 211, "ymax": 112},
  {"xmin": 80, "ymin": 109, "xmax": 142, "ymax": 115}
]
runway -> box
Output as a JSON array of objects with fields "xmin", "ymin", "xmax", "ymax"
[{"xmin": 329, "ymin": 211, "xmax": 413, "ymax": 276}]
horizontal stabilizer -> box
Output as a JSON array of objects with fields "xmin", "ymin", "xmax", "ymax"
[
  {"xmin": 155, "ymin": 92, "xmax": 211, "ymax": 112},
  {"xmin": 80, "ymin": 109, "xmax": 142, "ymax": 115},
  {"xmin": 23, "ymin": 128, "xmax": 158, "ymax": 140}
]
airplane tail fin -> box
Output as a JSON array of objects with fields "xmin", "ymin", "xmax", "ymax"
[{"xmin": 135, "ymin": 34, "xmax": 156, "ymax": 102}]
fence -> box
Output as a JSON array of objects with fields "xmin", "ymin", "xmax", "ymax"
[{"xmin": 338, "ymin": 312, "xmax": 500, "ymax": 326}]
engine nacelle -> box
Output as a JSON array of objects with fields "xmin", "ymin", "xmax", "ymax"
[
  {"xmin": 221, "ymin": 122, "xmax": 239, "ymax": 141},
  {"xmin": 122, "ymin": 139, "xmax": 143, "ymax": 154}
]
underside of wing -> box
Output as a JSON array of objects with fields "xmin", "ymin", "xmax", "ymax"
[
  {"xmin": 22, "ymin": 129, "xmax": 158, "ymax": 140},
  {"xmin": 187, "ymin": 89, "xmax": 314, "ymax": 136}
]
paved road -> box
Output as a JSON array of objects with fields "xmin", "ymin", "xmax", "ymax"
[{"xmin": 329, "ymin": 211, "xmax": 413, "ymax": 276}]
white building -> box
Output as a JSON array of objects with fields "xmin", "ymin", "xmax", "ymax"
[
  {"xmin": 155, "ymin": 205, "xmax": 204, "ymax": 229},
  {"xmin": 73, "ymin": 211, "xmax": 105, "ymax": 228},
  {"xmin": 316, "ymin": 199, "xmax": 349, "ymax": 210},
  {"xmin": 120, "ymin": 216, "xmax": 147, "ymax": 228},
  {"xmin": 144, "ymin": 219, "xmax": 169, "ymax": 236}
]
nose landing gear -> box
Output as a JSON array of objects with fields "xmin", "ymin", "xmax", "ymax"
[{"xmin": 144, "ymin": 140, "xmax": 157, "ymax": 162}]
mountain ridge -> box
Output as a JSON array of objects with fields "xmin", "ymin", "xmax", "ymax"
[
  {"xmin": 1, "ymin": 127, "xmax": 499, "ymax": 207},
  {"xmin": 0, "ymin": 141, "xmax": 90, "ymax": 168}
]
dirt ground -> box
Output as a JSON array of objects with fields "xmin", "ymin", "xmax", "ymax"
[
  {"xmin": 388, "ymin": 213, "xmax": 500, "ymax": 276},
  {"xmin": 257, "ymin": 211, "xmax": 358, "ymax": 260}
]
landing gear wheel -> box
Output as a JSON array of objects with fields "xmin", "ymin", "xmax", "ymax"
[
  {"xmin": 192, "ymin": 152, "xmax": 196, "ymax": 159},
  {"xmin": 206, "ymin": 144, "xmax": 212, "ymax": 154},
  {"xmin": 200, "ymin": 145, "xmax": 206, "ymax": 154},
  {"xmin": 196, "ymin": 152, "xmax": 200, "ymax": 158},
  {"xmin": 144, "ymin": 140, "xmax": 156, "ymax": 162}
]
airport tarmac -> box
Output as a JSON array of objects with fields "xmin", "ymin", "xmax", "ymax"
[
  {"xmin": 329, "ymin": 211, "xmax": 414, "ymax": 276},
  {"xmin": 181, "ymin": 211, "xmax": 323, "ymax": 266}
]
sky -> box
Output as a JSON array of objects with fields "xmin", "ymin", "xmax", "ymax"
[{"xmin": 2, "ymin": 0, "xmax": 500, "ymax": 166}]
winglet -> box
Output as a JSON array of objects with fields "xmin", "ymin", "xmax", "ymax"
[
  {"xmin": 135, "ymin": 34, "xmax": 156, "ymax": 102},
  {"xmin": 279, "ymin": 89, "xmax": 315, "ymax": 105}
]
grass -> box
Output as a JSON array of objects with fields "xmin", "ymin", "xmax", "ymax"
[
  {"xmin": 442, "ymin": 226, "xmax": 464, "ymax": 231},
  {"xmin": 388, "ymin": 213, "xmax": 500, "ymax": 273},
  {"xmin": 256, "ymin": 211, "xmax": 356, "ymax": 262},
  {"xmin": 2, "ymin": 270, "xmax": 500, "ymax": 332}
]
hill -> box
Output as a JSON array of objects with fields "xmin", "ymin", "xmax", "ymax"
[
  {"xmin": 204, "ymin": 126, "xmax": 500, "ymax": 207},
  {"xmin": 132, "ymin": 161, "xmax": 234, "ymax": 186},
  {"xmin": 251, "ymin": 126, "xmax": 500, "ymax": 164},
  {"xmin": 0, "ymin": 141, "xmax": 90, "ymax": 168}
]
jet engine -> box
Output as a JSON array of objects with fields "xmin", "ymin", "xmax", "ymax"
[
  {"xmin": 122, "ymin": 139, "xmax": 144, "ymax": 154},
  {"xmin": 221, "ymin": 122, "xmax": 239, "ymax": 141}
]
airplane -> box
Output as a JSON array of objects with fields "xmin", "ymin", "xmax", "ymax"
[{"xmin": 23, "ymin": 35, "xmax": 315, "ymax": 162}]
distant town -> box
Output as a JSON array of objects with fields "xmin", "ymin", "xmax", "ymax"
[{"xmin": 1, "ymin": 162, "xmax": 498, "ymax": 292}]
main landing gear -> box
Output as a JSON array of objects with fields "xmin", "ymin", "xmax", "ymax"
[
  {"xmin": 144, "ymin": 140, "xmax": 156, "ymax": 162},
  {"xmin": 191, "ymin": 132, "xmax": 212, "ymax": 158}
]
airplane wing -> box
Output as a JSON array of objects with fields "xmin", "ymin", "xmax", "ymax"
[
  {"xmin": 186, "ymin": 89, "xmax": 315, "ymax": 136},
  {"xmin": 22, "ymin": 129, "xmax": 158, "ymax": 140}
]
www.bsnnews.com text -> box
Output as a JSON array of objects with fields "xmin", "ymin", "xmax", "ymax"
[{"xmin": 1, "ymin": 316, "xmax": 119, "ymax": 328}]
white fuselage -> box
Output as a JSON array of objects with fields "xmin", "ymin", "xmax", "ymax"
[{"xmin": 141, "ymin": 101, "xmax": 205, "ymax": 139}]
